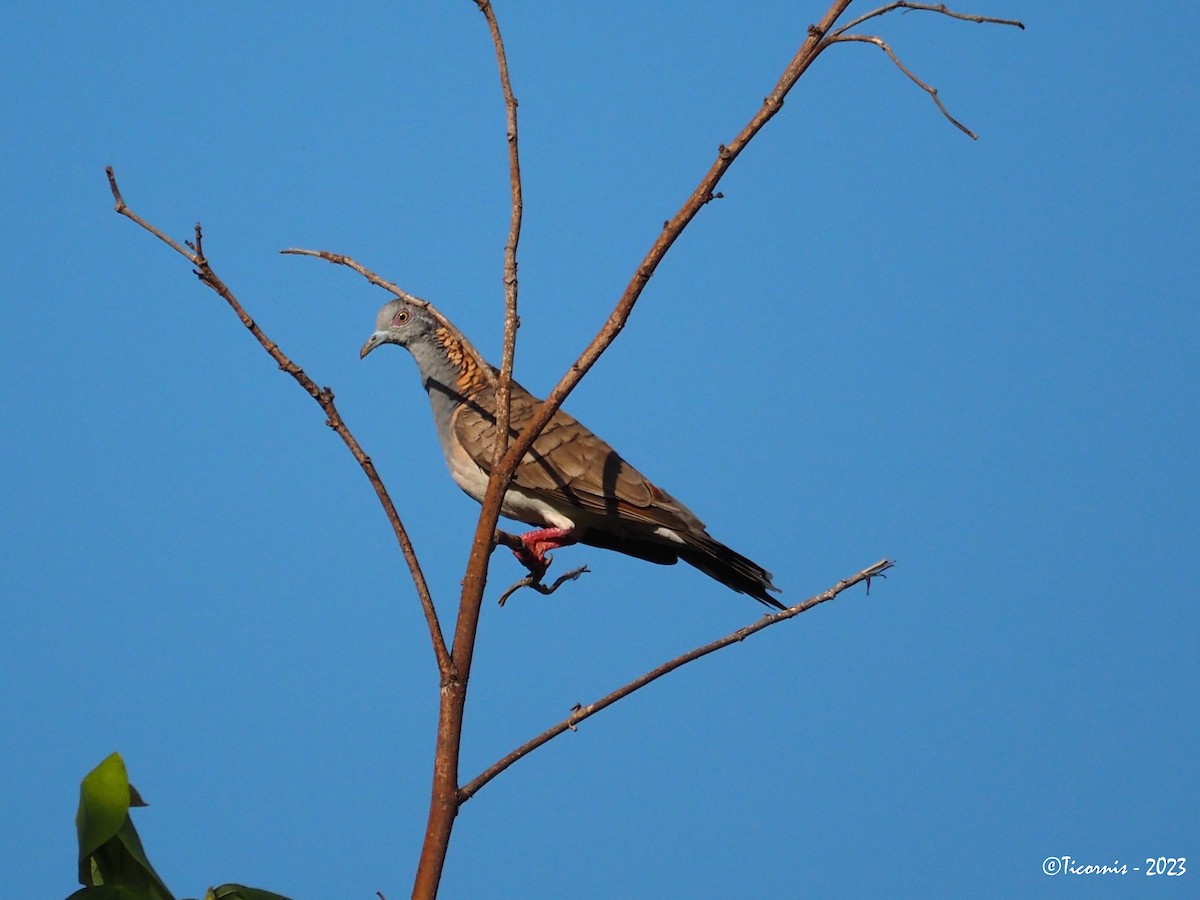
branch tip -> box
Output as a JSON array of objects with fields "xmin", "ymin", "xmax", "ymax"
[
  {"xmin": 104, "ymin": 166, "xmax": 126, "ymax": 212},
  {"xmin": 830, "ymin": 32, "xmax": 978, "ymax": 138}
]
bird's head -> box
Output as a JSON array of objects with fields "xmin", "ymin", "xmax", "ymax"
[{"xmin": 360, "ymin": 299, "xmax": 437, "ymax": 359}]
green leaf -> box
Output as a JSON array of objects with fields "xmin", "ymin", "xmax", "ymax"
[
  {"xmin": 67, "ymin": 886, "xmax": 159, "ymax": 900},
  {"xmin": 76, "ymin": 753, "xmax": 130, "ymax": 867},
  {"xmin": 204, "ymin": 886, "xmax": 296, "ymax": 900},
  {"xmin": 74, "ymin": 753, "xmax": 175, "ymax": 900},
  {"xmin": 73, "ymin": 755, "xmax": 292, "ymax": 900}
]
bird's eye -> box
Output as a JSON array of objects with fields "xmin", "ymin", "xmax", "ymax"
[{"xmin": 393, "ymin": 311, "xmax": 409, "ymax": 325}]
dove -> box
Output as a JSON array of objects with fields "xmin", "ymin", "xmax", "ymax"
[{"xmin": 361, "ymin": 299, "xmax": 782, "ymax": 608}]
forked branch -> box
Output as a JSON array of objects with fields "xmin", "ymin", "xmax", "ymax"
[
  {"xmin": 483, "ymin": 1, "xmax": 1018, "ymax": 468},
  {"xmin": 829, "ymin": 2, "xmax": 1025, "ymax": 139},
  {"xmin": 833, "ymin": 1, "xmax": 1024, "ymax": 34}
]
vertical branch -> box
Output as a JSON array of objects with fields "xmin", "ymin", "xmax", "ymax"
[
  {"xmin": 413, "ymin": 3, "xmax": 524, "ymax": 898},
  {"xmin": 477, "ymin": 0, "xmax": 523, "ymax": 460},
  {"xmin": 455, "ymin": 0, "xmax": 523, "ymax": 647}
]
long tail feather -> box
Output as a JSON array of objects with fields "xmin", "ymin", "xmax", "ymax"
[{"xmin": 678, "ymin": 534, "xmax": 783, "ymax": 609}]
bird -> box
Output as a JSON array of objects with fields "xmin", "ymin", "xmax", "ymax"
[{"xmin": 360, "ymin": 298, "xmax": 783, "ymax": 608}]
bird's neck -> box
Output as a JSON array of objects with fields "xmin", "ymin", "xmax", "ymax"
[
  {"xmin": 407, "ymin": 339, "xmax": 464, "ymax": 428},
  {"xmin": 408, "ymin": 328, "xmax": 495, "ymax": 449},
  {"xmin": 411, "ymin": 327, "xmax": 490, "ymax": 394}
]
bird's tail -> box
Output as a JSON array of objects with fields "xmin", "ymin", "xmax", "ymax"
[{"xmin": 678, "ymin": 534, "xmax": 783, "ymax": 609}]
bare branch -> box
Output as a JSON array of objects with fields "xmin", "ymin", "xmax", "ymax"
[
  {"xmin": 827, "ymin": 4, "xmax": 1024, "ymax": 140},
  {"xmin": 458, "ymin": 559, "xmax": 895, "ymax": 803},
  {"xmin": 108, "ymin": 170, "xmax": 451, "ymax": 673},
  {"xmin": 491, "ymin": 2, "xmax": 856, "ymax": 486},
  {"xmin": 413, "ymin": 7, "xmax": 526, "ymax": 894},
  {"xmin": 473, "ymin": 0, "xmax": 523, "ymax": 473},
  {"xmin": 106, "ymin": 167, "xmax": 199, "ymax": 261},
  {"xmin": 449, "ymin": 0, "xmax": 525, "ymax": 661},
  {"xmin": 280, "ymin": 247, "xmax": 423, "ymax": 302},
  {"xmin": 832, "ymin": 1, "xmax": 1024, "ymax": 36},
  {"xmin": 458, "ymin": 0, "xmax": 525, "ymax": 640},
  {"xmin": 829, "ymin": 32, "xmax": 979, "ymax": 138}
]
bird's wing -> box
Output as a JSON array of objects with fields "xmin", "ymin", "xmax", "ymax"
[
  {"xmin": 453, "ymin": 381, "xmax": 783, "ymax": 608},
  {"xmin": 452, "ymin": 382, "xmax": 705, "ymax": 534}
]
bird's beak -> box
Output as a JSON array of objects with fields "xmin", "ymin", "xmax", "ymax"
[{"xmin": 360, "ymin": 331, "xmax": 388, "ymax": 359}]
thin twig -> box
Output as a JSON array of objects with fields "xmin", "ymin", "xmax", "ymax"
[
  {"xmin": 827, "ymin": 3, "xmax": 1024, "ymax": 141},
  {"xmin": 473, "ymin": 0, "xmax": 523, "ymax": 472},
  {"xmin": 107, "ymin": 168, "xmax": 451, "ymax": 673},
  {"xmin": 452, "ymin": 0, "xmax": 525, "ymax": 697},
  {"xmin": 451, "ymin": 0, "xmax": 525, "ymax": 650},
  {"xmin": 279, "ymin": 248, "xmax": 421, "ymax": 301},
  {"xmin": 106, "ymin": 168, "xmax": 198, "ymax": 261},
  {"xmin": 459, "ymin": 559, "xmax": 895, "ymax": 803},
  {"xmin": 832, "ymin": 1, "xmax": 1024, "ymax": 36},
  {"xmin": 829, "ymin": 33, "xmax": 978, "ymax": 138}
]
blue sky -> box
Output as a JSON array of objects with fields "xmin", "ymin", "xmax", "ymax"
[{"xmin": 2, "ymin": 2, "xmax": 1196, "ymax": 898}]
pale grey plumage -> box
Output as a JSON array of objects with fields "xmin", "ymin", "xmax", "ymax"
[{"xmin": 361, "ymin": 298, "xmax": 782, "ymax": 608}]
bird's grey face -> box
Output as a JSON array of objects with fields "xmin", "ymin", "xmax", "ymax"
[{"xmin": 360, "ymin": 300, "xmax": 432, "ymax": 359}]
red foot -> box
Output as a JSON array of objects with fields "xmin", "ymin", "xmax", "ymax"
[{"xmin": 512, "ymin": 527, "xmax": 577, "ymax": 578}]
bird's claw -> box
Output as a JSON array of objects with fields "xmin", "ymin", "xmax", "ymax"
[
  {"xmin": 493, "ymin": 526, "xmax": 584, "ymax": 605},
  {"xmin": 498, "ymin": 565, "xmax": 590, "ymax": 606}
]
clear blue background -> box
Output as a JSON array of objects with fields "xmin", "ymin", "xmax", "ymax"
[{"xmin": 2, "ymin": 2, "xmax": 1196, "ymax": 898}]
